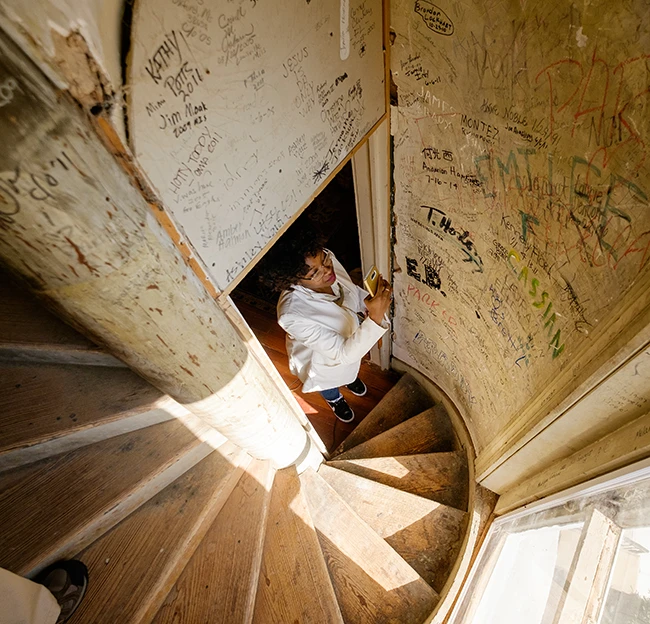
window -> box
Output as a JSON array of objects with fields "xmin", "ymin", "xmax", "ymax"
[{"xmin": 451, "ymin": 463, "xmax": 650, "ymax": 624}]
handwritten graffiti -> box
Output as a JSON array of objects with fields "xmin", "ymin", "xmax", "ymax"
[
  {"xmin": 406, "ymin": 255, "xmax": 445, "ymax": 295},
  {"xmin": 489, "ymin": 284, "xmax": 534, "ymax": 368},
  {"xmin": 164, "ymin": 62, "xmax": 204, "ymax": 102},
  {"xmin": 507, "ymin": 249, "xmax": 565, "ymax": 359},
  {"xmin": 0, "ymin": 165, "xmax": 60, "ymax": 224},
  {"xmin": 422, "ymin": 146, "xmax": 454, "ymax": 163},
  {"xmin": 406, "ymin": 283, "xmax": 457, "ymax": 326},
  {"xmin": 412, "ymin": 331, "xmax": 475, "ymax": 405},
  {"xmin": 475, "ymin": 148, "xmax": 649, "ymax": 274},
  {"xmin": 420, "ymin": 205, "xmax": 484, "ymax": 272},
  {"xmin": 0, "ymin": 77, "xmax": 19, "ymax": 108},
  {"xmin": 536, "ymin": 49, "xmax": 650, "ymax": 174},
  {"xmin": 414, "ymin": 0, "xmax": 454, "ymax": 36},
  {"xmin": 145, "ymin": 31, "xmax": 183, "ymax": 84}
]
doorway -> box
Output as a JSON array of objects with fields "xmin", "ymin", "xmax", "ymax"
[{"xmin": 230, "ymin": 161, "xmax": 398, "ymax": 453}]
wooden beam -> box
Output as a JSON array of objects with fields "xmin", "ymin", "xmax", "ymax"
[{"xmin": 496, "ymin": 411, "xmax": 650, "ymax": 515}]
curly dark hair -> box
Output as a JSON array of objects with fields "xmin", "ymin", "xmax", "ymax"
[{"xmin": 259, "ymin": 220, "xmax": 325, "ymax": 292}]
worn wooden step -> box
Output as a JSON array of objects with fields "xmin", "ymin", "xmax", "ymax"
[
  {"xmin": 0, "ymin": 419, "xmax": 214, "ymax": 575},
  {"xmin": 252, "ymin": 466, "xmax": 344, "ymax": 624},
  {"xmin": 0, "ymin": 362, "xmax": 181, "ymax": 472},
  {"xmin": 333, "ymin": 373, "xmax": 434, "ymax": 457},
  {"xmin": 0, "ymin": 271, "xmax": 121, "ymax": 367},
  {"xmin": 68, "ymin": 443, "xmax": 250, "ymax": 624},
  {"xmin": 318, "ymin": 464, "xmax": 468, "ymax": 593},
  {"xmin": 154, "ymin": 458, "xmax": 274, "ymax": 624},
  {"xmin": 326, "ymin": 451, "xmax": 469, "ymax": 510},
  {"xmin": 335, "ymin": 404, "xmax": 457, "ymax": 461},
  {"xmin": 300, "ymin": 468, "xmax": 439, "ymax": 624}
]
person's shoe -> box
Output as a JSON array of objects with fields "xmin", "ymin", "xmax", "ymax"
[
  {"xmin": 326, "ymin": 396, "xmax": 355, "ymax": 422},
  {"xmin": 346, "ymin": 378, "xmax": 367, "ymax": 396},
  {"xmin": 35, "ymin": 560, "xmax": 88, "ymax": 624}
]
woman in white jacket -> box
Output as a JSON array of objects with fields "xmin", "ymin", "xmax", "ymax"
[{"xmin": 264, "ymin": 226, "xmax": 392, "ymax": 422}]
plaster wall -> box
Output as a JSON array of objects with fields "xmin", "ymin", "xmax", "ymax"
[{"xmin": 389, "ymin": 0, "xmax": 650, "ymax": 487}]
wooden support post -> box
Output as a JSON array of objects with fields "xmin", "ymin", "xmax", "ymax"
[{"xmin": 0, "ymin": 28, "xmax": 314, "ymax": 469}]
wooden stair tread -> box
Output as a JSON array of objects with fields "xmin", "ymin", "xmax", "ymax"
[
  {"xmin": 336, "ymin": 404, "xmax": 457, "ymax": 461},
  {"xmin": 154, "ymin": 458, "xmax": 274, "ymax": 624},
  {"xmin": 252, "ymin": 466, "xmax": 344, "ymax": 624},
  {"xmin": 0, "ymin": 272, "xmax": 120, "ymax": 367},
  {"xmin": 334, "ymin": 373, "xmax": 433, "ymax": 457},
  {"xmin": 0, "ymin": 363, "xmax": 176, "ymax": 471},
  {"xmin": 0, "ymin": 419, "xmax": 212, "ymax": 575},
  {"xmin": 300, "ymin": 468, "xmax": 439, "ymax": 624},
  {"xmin": 69, "ymin": 443, "xmax": 250, "ymax": 624},
  {"xmin": 318, "ymin": 464, "xmax": 468, "ymax": 593},
  {"xmin": 326, "ymin": 451, "xmax": 469, "ymax": 510}
]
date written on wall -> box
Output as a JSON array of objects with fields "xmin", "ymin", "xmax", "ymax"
[
  {"xmin": 159, "ymin": 101, "xmax": 208, "ymax": 138},
  {"xmin": 169, "ymin": 126, "xmax": 222, "ymax": 196}
]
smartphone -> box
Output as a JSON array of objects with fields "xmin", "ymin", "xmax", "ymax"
[{"xmin": 363, "ymin": 265, "xmax": 379, "ymax": 297}]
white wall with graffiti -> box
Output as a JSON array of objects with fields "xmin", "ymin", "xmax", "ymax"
[{"xmin": 129, "ymin": 0, "xmax": 384, "ymax": 291}]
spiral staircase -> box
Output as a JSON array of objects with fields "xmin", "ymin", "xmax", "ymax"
[{"xmin": 0, "ymin": 270, "xmax": 493, "ymax": 623}]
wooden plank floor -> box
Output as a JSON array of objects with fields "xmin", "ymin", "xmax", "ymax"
[{"xmin": 232, "ymin": 297, "xmax": 399, "ymax": 453}]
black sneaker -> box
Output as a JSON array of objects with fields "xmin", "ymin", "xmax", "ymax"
[
  {"xmin": 346, "ymin": 378, "xmax": 367, "ymax": 396},
  {"xmin": 326, "ymin": 396, "xmax": 355, "ymax": 422},
  {"xmin": 35, "ymin": 559, "xmax": 89, "ymax": 623}
]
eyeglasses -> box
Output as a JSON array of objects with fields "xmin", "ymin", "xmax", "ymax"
[{"xmin": 302, "ymin": 249, "xmax": 333, "ymax": 281}]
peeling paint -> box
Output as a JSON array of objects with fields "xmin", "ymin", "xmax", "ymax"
[
  {"xmin": 64, "ymin": 237, "xmax": 99, "ymax": 276},
  {"xmin": 51, "ymin": 30, "xmax": 113, "ymax": 111}
]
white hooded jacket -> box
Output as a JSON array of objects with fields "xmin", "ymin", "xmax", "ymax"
[{"xmin": 277, "ymin": 251, "xmax": 388, "ymax": 392}]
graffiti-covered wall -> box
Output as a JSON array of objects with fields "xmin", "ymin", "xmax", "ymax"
[
  {"xmin": 390, "ymin": 0, "xmax": 650, "ymax": 460},
  {"xmin": 129, "ymin": 0, "xmax": 384, "ymax": 292}
]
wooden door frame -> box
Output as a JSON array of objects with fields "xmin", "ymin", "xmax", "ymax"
[{"xmin": 352, "ymin": 118, "xmax": 391, "ymax": 369}]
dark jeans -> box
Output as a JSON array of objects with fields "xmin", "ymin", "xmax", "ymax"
[{"xmin": 319, "ymin": 387, "xmax": 342, "ymax": 402}]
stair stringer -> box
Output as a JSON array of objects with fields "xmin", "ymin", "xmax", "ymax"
[{"xmin": 390, "ymin": 359, "xmax": 498, "ymax": 624}]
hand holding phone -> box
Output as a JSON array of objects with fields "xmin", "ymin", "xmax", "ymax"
[
  {"xmin": 363, "ymin": 265, "xmax": 379, "ymax": 297},
  {"xmin": 364, "ymin": 267, "xmax": 392, "ymax": 325}
]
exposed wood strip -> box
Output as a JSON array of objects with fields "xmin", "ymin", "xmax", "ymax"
[
  {"xmin": 326, "ymin": 451, "xmax": 469, "ymax": 510},
  {"xmin": 300, "ymin": 467, "xmax": 439, "ymax": 624},
  {"xmin": 335, "ymin": 404, "xmax": 456, "ymax": 460},
  {"xmin": 318, "ymin": 464, "xmax": 468, "ymax": 593},
  {"xmin": 0, "ymin": 419, "xmax": 211, "ymax": 575},
  {"xmin": 252, "ymin": 466, "xmax": 344, "ymax": 624},
  {"xmin": 154, "ymin": 458, "xmax": 274, "ymax": 624},
  {"xmin": 333, "ymin": 372, "xmax": 434, "ymax": 457},
  {"xmin": 69, "ymin": 444, "xmax": 250, "ymax": 624}
]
